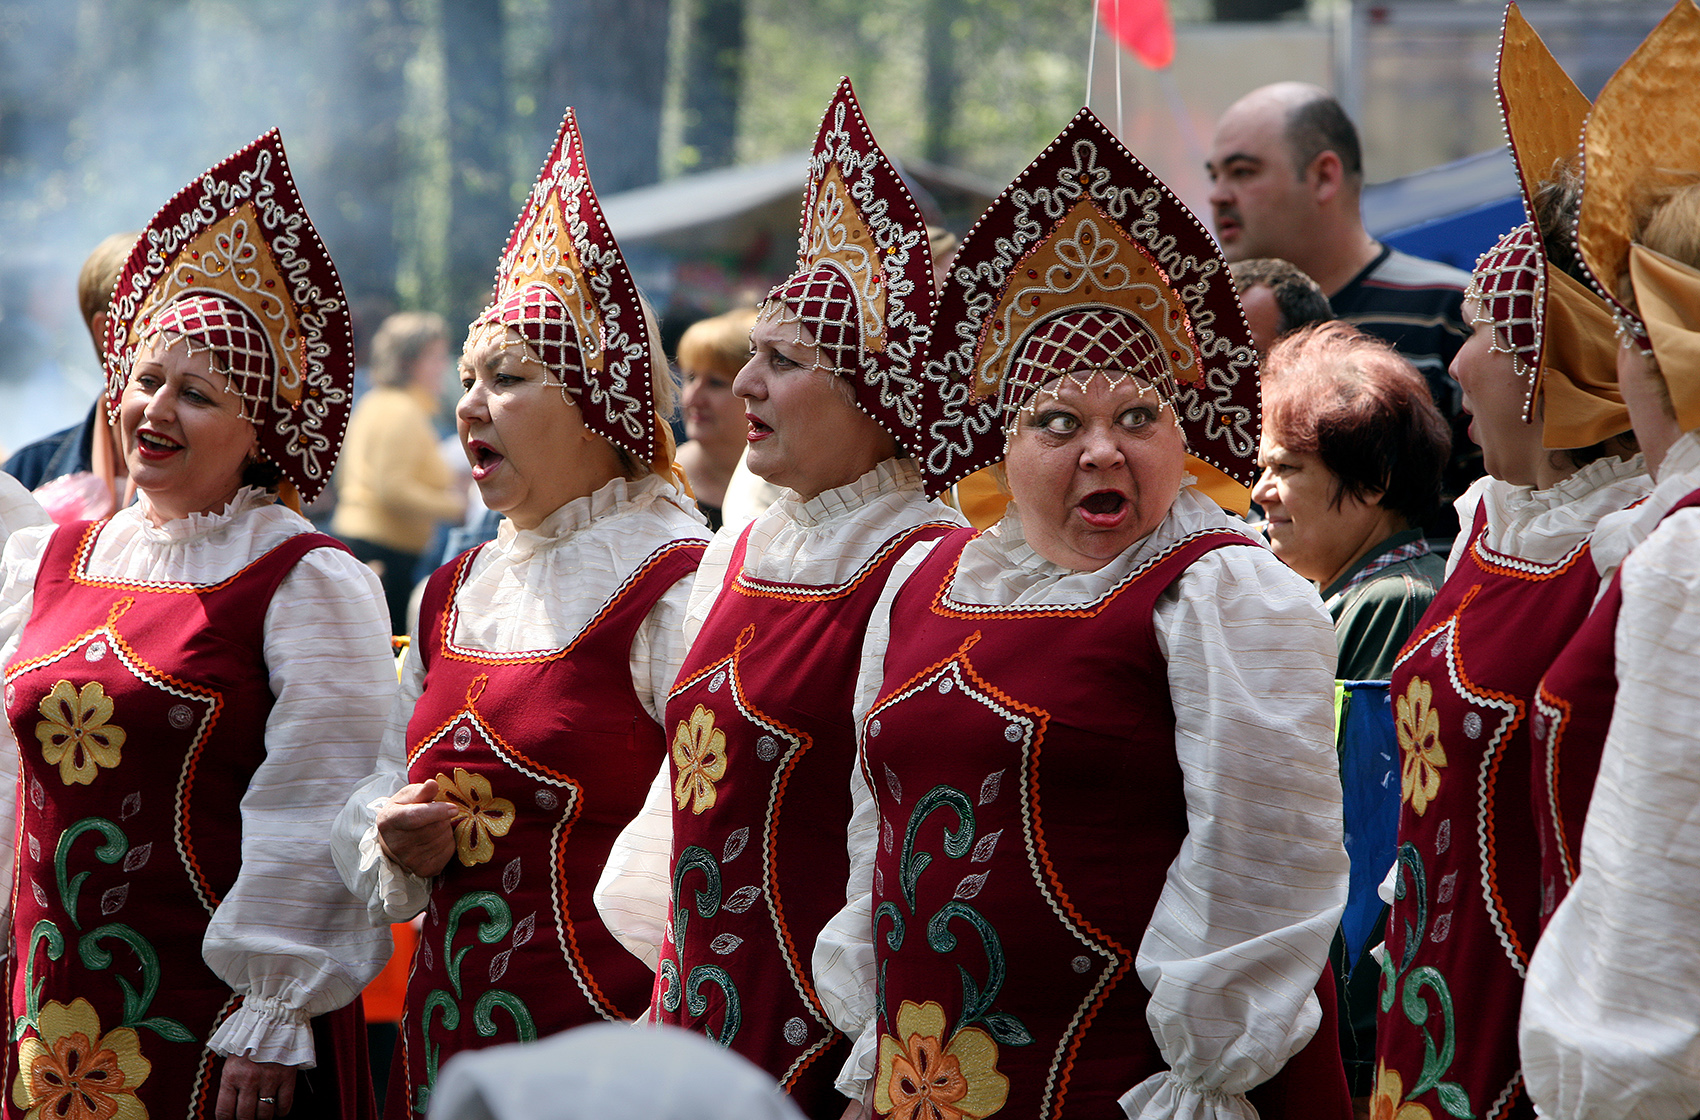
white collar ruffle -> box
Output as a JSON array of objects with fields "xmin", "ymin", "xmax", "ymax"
[
  {"xmin": 1461, "ymin": 453, "xmax": 1652, "ymax": 568},
  {"xmin": 489, "ymin": 474, "xmax": 702, "ymax": 563},
  {"xmin": 735, "ymin": 458, "xmax": 961, "ymax": 588},
  {"xmin": 450, "ymin": 473, "xmax": 709, "ymax": 653},
  {"xmin": 79, "ymin": 486, "xmax": 312, "ymax": 585},
  {"xmin": 950, "ymin": 484, "xmax": 1259, "ymax": 608},
  {"xmin": 131, "ymin": 485, "xmax": 281, "ymax": 545},
  {"xmin": 1589, "ymin": 431, "xmax": 1700, "ymax": 578},
  {"xmin": 772, "ymin": 457, "xmax": 922, "ymax": 529}
]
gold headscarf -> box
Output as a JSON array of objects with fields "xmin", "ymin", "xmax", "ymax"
[
  {"xmin": 1575, "ymin": 0, "xmax": 1700, "ymax": 433},
  {"xmin": 1496, "ymin": 3, "xmax": 1628, "ymax": 448}
]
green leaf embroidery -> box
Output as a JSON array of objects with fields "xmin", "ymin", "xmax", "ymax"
[
  {"xmin": 471, "ymin": 990, "xmax": 536, "ymax": 1042},
  {"xmin": 17, "ymin": 920, "xmax": 65, "ymax": 1038},
  {"xmin": 443, "ymin": 893, "xmax": 511, "ymax": 999},
  {"xmin": 1434, "ymin": 1081, "xmax": 1475, "ymax": 1119},
  {"xmin": 982, "ymin": 1012, "xmax": 1033, "ymax": 1047},
  {"xmin": 54, "ymin": 817, "xmax": 126, "ymax": 930},
  {"xmin": 685, "ymin": 965, "xmax": 741, "ymax": 1047}
]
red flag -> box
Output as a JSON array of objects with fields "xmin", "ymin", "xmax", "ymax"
[{"xmin": 1099, "ymin": 0, "xmax": 1175, "ymax": 70}]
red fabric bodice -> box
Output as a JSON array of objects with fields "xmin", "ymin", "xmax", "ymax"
[
  {"xmin": 655, "ymin": 520, "xmax": 954, "ymax": 1118},
  {"xmin": 4, "ymin": 519, "xmax": 366, "ymax": 1120},
  {"xmin": 1531, "ymin": 486, "xmax": 1700, "ymax": 927},
  {"xmin": 1380, "ymin": 505, "xmax": 1611, "ymax": 1120},
  {"xmin": 389, "ymin": 539, "xmax": 702, "ymax": 1119},
  {"xmin": 861, "ymin": 526, "xmax": 1347, "ymax": 1120},
  {"xmin": 865, "ymin": 526, "xmax": 1251, "ymax": 1119}
]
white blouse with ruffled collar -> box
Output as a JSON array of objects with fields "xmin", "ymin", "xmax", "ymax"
[
  {"xmin": 1521, "ymin": 429, "xmax": 1700, "ymax": 1120},
  {"xmin": 0, "ymin": 487, "xmax": 397, "ymax": 1068},
  {"xmin": 682, "ymin": 457, "xmax": 965, "ymax": 638},
  {"xmin": 814, "ymin": 484, "xmax": 1348, "ymax": 1120},
  {"xmin": 1449, "ymin": 454, "xmax": 1652, "ymax": 582},
  {"xmin": 331, "ymin": 473, "xmax": 710, "ymax": 926},
  {"xmin": 595, "ymin": 457, "xmax": 967, "ymax": 972}
]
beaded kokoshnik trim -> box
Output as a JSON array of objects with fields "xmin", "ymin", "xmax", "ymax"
[
  {"xmin": 106, "ymin": 129, "xmax": 355, "ymax": 503},
  {"xmin": 760, "ymin": 78, "xmax": 936, "ymax": 459},
  {"xmin": 1464, "ymin": 223, "xmax": 1545, "ymax": 424},
  {"xmin": 472, "ymin": 109, "xmax": 658, "ymax": 465},
  {"xmin": 922, "ymin": 106, "xmax": 1261, "ymax": 498}
]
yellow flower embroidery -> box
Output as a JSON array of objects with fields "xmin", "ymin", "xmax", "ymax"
[
  {"xmin": 35, "ymin": 681, "xmax": 127, "ymax": 786},
  {"xmin": 874, "ymin": 1000, "xmax": 1008, "ymax": 1120},
  {"xmin": 1396, "ymin": 676, "xmax": 1447, "ymax": 815},
  {"xmin": 434, "ymin": 767, "xmax": 516, "ymax": 866},
  {"xmin": 672, "ymin": 704, "xmax": 727, "ymax": 815},
  {"xmin": 1369, "ymin": 1060, "xmax": 1435, "ymax": 1120},
  {"xmin": 13, "ymin": 997, "xmax": 151, "ymax": 1120}
]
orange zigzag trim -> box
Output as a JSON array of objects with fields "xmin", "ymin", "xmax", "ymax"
[
  {"xmin": 436, "ymin": 539, "xmax": 705, "ymax": 666},
  {"xmin": 928, "ymin": 529, "xmax": 1256, "ymax": 621},
  {"xmin": 732, "ymin": 521, "xmax": 957, "ymax": 603},
  {"xmin": 1436, "ymin": 585, "xmax": 1533, "ymax": 966}
]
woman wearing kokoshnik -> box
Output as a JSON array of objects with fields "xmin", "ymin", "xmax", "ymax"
[
  {"xmin": 329, "ymin": 110, "xmax": 709, "ymax": 1119},
  {"xmin": 812, "ymin": 108, "xmax": 1354, "ymax": 1120},
  {"xmin": 0, "ymin": 131, "xmax": 395, "ymax": 1120},
  {"xmin": 1375, "ymin": 9, "xmax": 1652, "ymax": 1120},
  {"xmin": 1519, "ymin": 6, "xmax": 1700, "ymax": 1116},
  {"xmin": 594, "ymin": 79, "xmax": 967, "ymax": 1118}
]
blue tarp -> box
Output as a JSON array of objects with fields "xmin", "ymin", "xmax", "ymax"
[{"xmin": 1336, "ymin": 679, "xmax": 1400, "ymax": 968}]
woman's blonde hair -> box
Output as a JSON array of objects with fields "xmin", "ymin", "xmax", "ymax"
[
  {"xmin": 677, "ymin": 307, "xmax": 759, "ymax": 377},
  {"xmin": 371, "ymin": 311, "xmax": 448, "ymax": 389}
]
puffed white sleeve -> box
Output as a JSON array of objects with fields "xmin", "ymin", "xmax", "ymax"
[
  {"xmin": 814, "ymin": 537, "xmax": 943, "ymax": 1105},
  {"xmin": 630, "ymin": 559, "xmax": 697, "ymax": 724},
  {"xmin": 0, "ymin": 473, "xmax": 47, "ymax": 539},
  {"xmin": 1120, "ymin": 544, "xmax": 1348, "ymax": 1120},
  {"xmin": 1519, "ymin": 512, "xmax": 1700, "ymax": 1120},
  {"xmin": 595, "ymin": 549, "xmax": 727, "ymax": 969},
  {"xmin": 329, "ymin": 635, "xmax": 430, "ymax": 925},
  {"xmin": 0, "ymin": 523, "xmax": 54, "ymax": 910},
  {"xmin": 203, "ymin": 546, "xmax": 398, "ymax": 1067}
]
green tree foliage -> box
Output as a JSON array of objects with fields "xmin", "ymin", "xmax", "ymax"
[{"xmin": 732, "ymin": 0, "xmax": 1092, "ymax": 182}]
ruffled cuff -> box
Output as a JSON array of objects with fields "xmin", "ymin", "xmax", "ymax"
[
  {"xmin": 1119, "ymin": 1072, "xmax": 1257, "ymax": 1120},
  {"xmin": 360, "ymin": 812, "xmax": 431, "ymax": 922},
  {"xmin": 206, "ymin": 997, "xmax": 316, "ymax": 1068},
  {"xmin": 834, "ymin": 1019, "xmax": 881, "ymax": 1103}
]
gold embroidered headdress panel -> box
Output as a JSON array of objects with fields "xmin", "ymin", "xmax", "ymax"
[
  {"xmin": 1473, "ymin": 2, "xmax": 1625, "ymax": 448},
  {"xmin": 105, "ymin": 130, "xmax": 354, "ymax": 503},
  {"xmin": 1576, "ymin": 0, "xmax": 1700, "ymax": 433},
  {"xmin": 923, "ymin": 108, "xmax": 1260, "ymax": 501},
  {"xmin": 763, "ymin": 78, "xmax": 936, "ymax": 455},
  {"xmin": 473, "ymin": 109, "xmax": 660, "ymax": 467}
]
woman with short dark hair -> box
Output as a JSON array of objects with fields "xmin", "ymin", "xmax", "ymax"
[{"xmin": 1257, "ymin": 320, "xmax": 1450, "ymax": 680}]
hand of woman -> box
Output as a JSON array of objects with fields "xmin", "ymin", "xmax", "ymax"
[
  {"xmin": 376, "ymin": 779, "xmax": 459, "ymax": 877},
  {"xmin": 217, "ymin": 1055, "xmax": 296, "ymax": 1120}
]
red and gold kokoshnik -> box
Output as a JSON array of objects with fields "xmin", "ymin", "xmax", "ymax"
[
  {"xmin": 922, "ymin": 107, "xmax": 1260, "ymax": 497},
  {"xmin": 474, "ymin": 109, "xmax": 659, "ymax": 466},
  {"xmin": 104, "ymin": 129, "xmax": 355, "ymax": 503},
  {"xmin": 1465, "ymin": 2, "xmax": 1623, "ymax": 446},
  {"xmin": 765, "ymin": 78, "xmax": 936, "ymax": 456}
]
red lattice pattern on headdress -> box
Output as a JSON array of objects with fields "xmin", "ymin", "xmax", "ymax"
[
  {"xmin": 478, "ymin": 286, "xmax": 587, "ymax": 388},
  {"xmin": 1466, "ymin": 222, "xmax": 1543, "ymax": 380},
  {"xmin": 104, "ymin": 130, "xmax": 355, "ymax": 504},
  {"xmin": 767, "ymin": 264, "xmax": 862, "ymax": 373},
  {"xmin": 146, "ymin": 294, "xmax": 275, "ymax": 412},
  {"xmin": 1004, "ymin": 309, "xmax": 1167, "ymax": 418}
]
